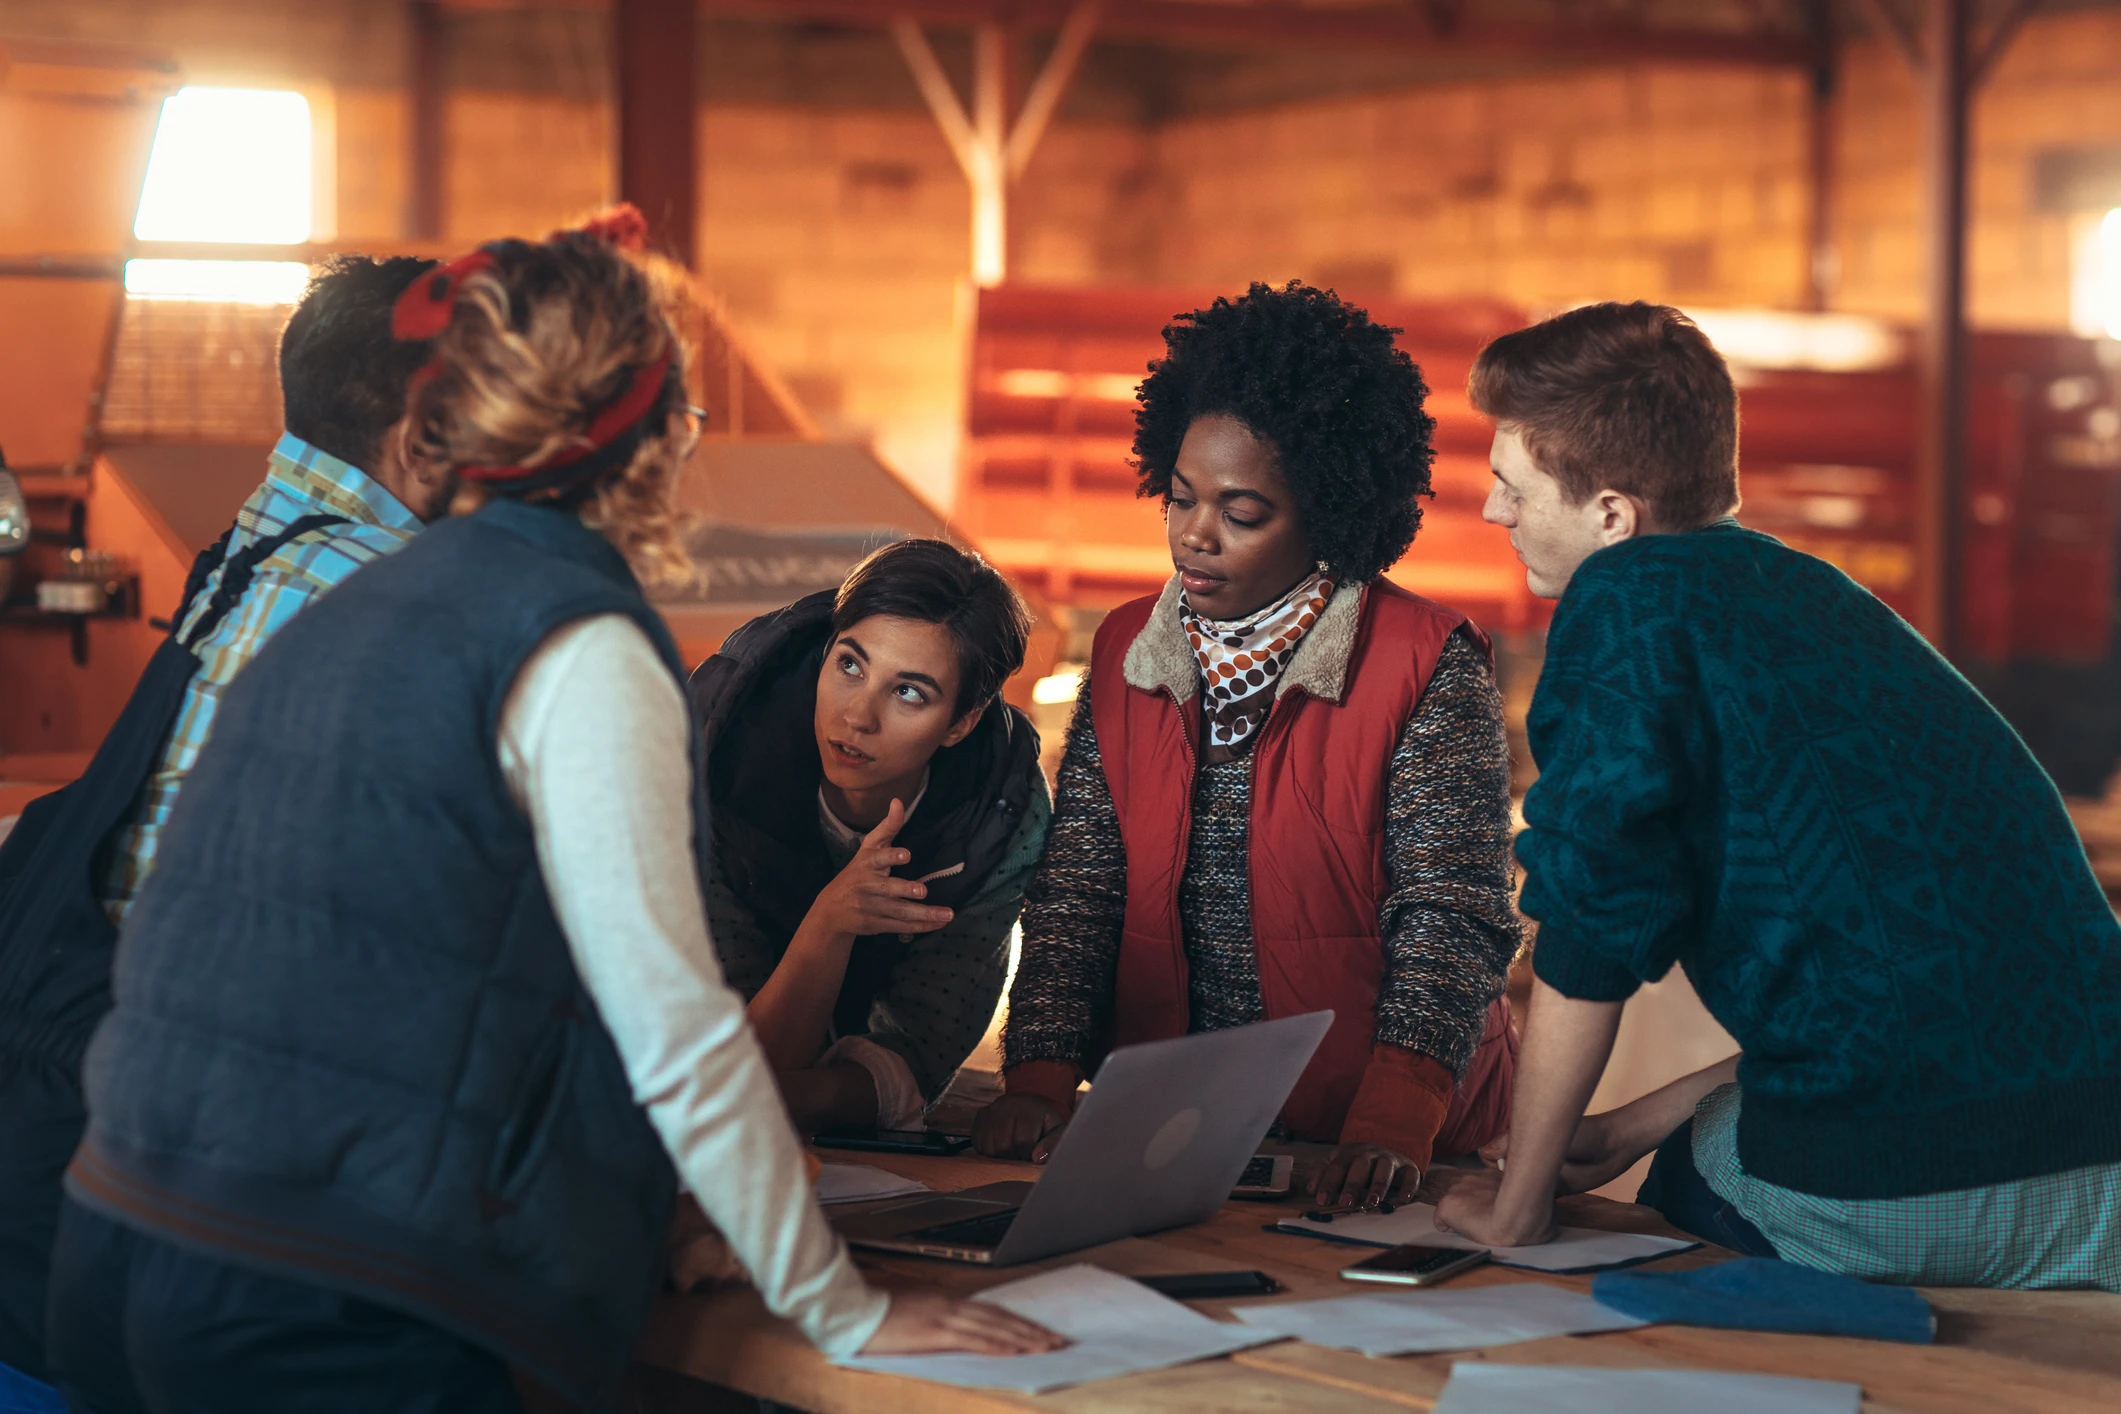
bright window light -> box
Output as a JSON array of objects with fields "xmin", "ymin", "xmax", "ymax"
[
  {"xmin": 124, "ymin": 259, "xmax": 310, "ymax": 305},
  {"xmin": 134, "ymin": 87, "xmax": 313, "ymax": 244},
  {"xmin": 2070, "ymin": 209, "xmax": 2121, "ymax": 341}
]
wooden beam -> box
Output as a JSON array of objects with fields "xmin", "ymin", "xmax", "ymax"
[
  {"xmin": 613, "ymin": 0, "xmax": 699, "ymax": 265},
  {"xmin": 1004, "ymin": 1, "xmax": 1100, "ymax": 181},
  {"xmin": 890, "ymin": 19, "xmax": 977, "ymax": 177},
  {"xmin": 406, "ymin": 0, "xmax": 446, "ymax": 241},
  {"xmin": 972, "ymin": 23, "xmax": 1007, "ymax": 285},
  {"xmin": 1802, "ymin": 0, "xmax": 1837, "ymax": 311},
  {"xmin": 1851, "ymin": 0, "xmax": 1922, "ymax": 73},
  {"xmin": 1917, "ymin": 0, "xmax": 1970, "ymax": 653},
  {"xmin": 693, "ymin": 0, "xmax": 1814, "ymax": 66},
  {"xmin": 1969, "ymin": 0, "xmax": 2039, "ymax": 88}
]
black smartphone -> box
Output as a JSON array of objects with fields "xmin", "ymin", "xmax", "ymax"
[
  {"xmin": 1340, "ymin": 1243, "xmax": 1490, "ymax": 1287},
  {"xmin": 1133, "ymin": 1270, "xmax": 1282, "ymax": 1300},
  {"xmin": 811, "ymin": 1127, "xmax": 972, "ymax": 1156}
]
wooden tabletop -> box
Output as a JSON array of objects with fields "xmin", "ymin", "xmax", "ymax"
[{"xmin": 634, "ymin": 1148, "xmax": 2121, "ymax": 1413}]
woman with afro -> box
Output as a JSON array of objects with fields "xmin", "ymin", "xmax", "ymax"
[{"xmin": 973, "ymin": 282, "xmax": 1522, "ymax": 1206}]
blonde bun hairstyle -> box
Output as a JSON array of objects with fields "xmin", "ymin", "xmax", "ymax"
[{"xmin": 402, "ymin": 231, "xmax": 694, "ymax": 585}]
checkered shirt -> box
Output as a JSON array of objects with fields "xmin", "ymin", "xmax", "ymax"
[
  {"xmin": 1693, "ymin": 1082, "xmax": 2121, "ymax": 1291},
  {"xmin": 99, "ymin": 433, "xmax": 422, "ymax": 922}
]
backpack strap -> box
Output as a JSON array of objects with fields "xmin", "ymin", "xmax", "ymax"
[{"xmin": 179, "ymin": 514, "xmax": 351, "ymax": 651}]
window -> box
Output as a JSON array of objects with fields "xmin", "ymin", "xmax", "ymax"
[
  {"xmin": 2071, "ymin": 209, "xmax": 2121, "ymax": 341},
  {"xmin": 127, "ymin": 87, "xmax": 315, "ymax": 305}
]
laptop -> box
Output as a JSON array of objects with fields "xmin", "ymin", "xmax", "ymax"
[{"xmin": 832, "ymin": 1010, "xmax": 1332, "ymax": 1265}]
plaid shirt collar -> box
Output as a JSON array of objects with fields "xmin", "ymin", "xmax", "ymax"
[{"xmin": 252, "ymin": 431, "xmax": 423, "ymax": 540}]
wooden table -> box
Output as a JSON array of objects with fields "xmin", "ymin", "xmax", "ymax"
[{"xmin": 635, "ymin": 1148, "xmax": 2121, "ymax": 1413}]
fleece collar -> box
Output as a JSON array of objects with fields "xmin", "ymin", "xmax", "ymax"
[{"xmin": 1123, "ymin": 574, "xmax": 1365, "ymax": 705}]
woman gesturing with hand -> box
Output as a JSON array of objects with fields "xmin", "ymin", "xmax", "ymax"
[{"xmin": 747, "ymin": 797, "xmax": 953, "ymax": 1075}]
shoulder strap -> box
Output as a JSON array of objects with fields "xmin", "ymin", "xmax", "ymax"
[{"xmin": 180, "ymin": 513, "xmax": 352, "ymax": 650}]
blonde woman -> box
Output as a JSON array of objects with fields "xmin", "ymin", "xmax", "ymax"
[{"xmin": 47, "ymin": 222, "xmax": 1058, "ymax": 1414}]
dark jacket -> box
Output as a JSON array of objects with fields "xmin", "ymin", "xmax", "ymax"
[
  {"xmin": 1522, "ymin": 519, "xmax": 2121, "ymax": 1200},
  {"xmin": 688, "ymin": 590, "xmax": 1042, "ymax": 1091},
  {"xmin": 68, "ymin": 501, "xmax": 681, "ymax": 1407}
]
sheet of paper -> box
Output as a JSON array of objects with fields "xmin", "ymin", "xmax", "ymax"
[
  {"xmin": 834, "ymin": 1263, "xmax": 1283, "ymax": 1393},
  {"xmin": 1272, "ymin": 1202, "xmax": 1697, "ymax": 1273},
  {"xmin": 1431, "ymin": 1362, "xmax": 1862, "ymax": 1414},
  {"xmin": 1231, "ymin": 1282, "xmax": 1646, "ymax": 1356},
  {"xmin": 814, "ymin": 1163, "xmax": 928, "ymax": 1206}
]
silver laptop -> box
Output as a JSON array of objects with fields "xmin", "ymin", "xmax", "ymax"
[{"xmin": 833, "ymin": 1010, "xmax": 1332, "ymax": 1265}]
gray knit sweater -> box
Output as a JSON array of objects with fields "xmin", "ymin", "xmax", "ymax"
[{"xmin": 1003, "ymin": 628, "xmax": 1520, "ymax": 1078}]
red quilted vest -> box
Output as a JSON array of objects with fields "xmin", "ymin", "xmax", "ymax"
[{"xmin": 1089, "ymin": 579, "xmax": 1485, "ymax": 1140}]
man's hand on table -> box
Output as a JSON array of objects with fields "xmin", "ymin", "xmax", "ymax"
[
  {"xmin": 860, "ymin": 1290, "xmax": 1070, "ymax": 1357},
  {"xmin": 1430, "ymin": 1164, "xmax": 1559, "ymax": 1248},
  {"xmin": 971, "ymin": 1094, "xmax": 1068, "ymax": 1162},
  {"xmin": 1471, "ymin": 1111, "xmax": 1640, "ymax": 1196},
  {"xmin": 1312, "ymin": 1141, "xmax": 1422, "ymax": 1208}
]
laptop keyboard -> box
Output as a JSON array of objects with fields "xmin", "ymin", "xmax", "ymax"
[{"xmin": 913, "ymin": 1209, "xmax": 1019, "ymax": 1247}]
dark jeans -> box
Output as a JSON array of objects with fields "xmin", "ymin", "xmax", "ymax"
[
  {"xmin": 45, "ymin": 1200, "xmax": 524, "ymax": 1414},
  {"xmin": 1636, "ymin": 1118, "xmax": 1780, "ymax": 1258},
  {"xmin": 0, "ymin": 1059, "xmax": 85, "ymax": 1384}
]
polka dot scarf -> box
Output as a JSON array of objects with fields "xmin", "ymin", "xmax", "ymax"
[{"xmin": 1180, "ymin": 568, "xmax": 1335, "ymax": 757}]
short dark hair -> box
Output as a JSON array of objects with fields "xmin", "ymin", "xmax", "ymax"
[
  {"xmin": 1468, "ymin": 301, "xmax": 1739, "ymax": 532},
  {"xmin": 1132, "ymin": 281, "xmax": 1436, "ymax": 584},
  {"xmin": 278, "ymin": 255, "xmax": 439, "ymax": 472},
  {"xmin": 831, "ymin": 538, "xmax": 1031, "ymax": 718}
]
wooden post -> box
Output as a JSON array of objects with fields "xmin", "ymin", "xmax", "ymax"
[
  {"xmin": 1802, "ymin": 0, "xmax": 1836, "ymax": 312},
  {"xmin": 406, "ymin": 0, "xmax": 445, "ymax": 241},
  {"xmin": 1918, "ymin": 0, "xmax": 1970, "ymax": 653},
  {"xmin": 970, "ymin": 23, "xmax": 1007, "ymax": 287},
  {"xmin": 613, "ymin": 0, "xmax": 698, "ymax": 266}
]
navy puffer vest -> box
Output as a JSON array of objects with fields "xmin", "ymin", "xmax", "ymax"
[{"xmin": 69, "ymin": 500, "xmax": 681, "ymax": 1407}]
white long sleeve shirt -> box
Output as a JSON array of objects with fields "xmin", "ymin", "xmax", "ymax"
[{"xmin": 496, "ymin": 614, "xmax": 889, "ymax": 1357}]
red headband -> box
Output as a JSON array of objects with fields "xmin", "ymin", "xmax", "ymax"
[{"xmin": 391, "ymin": 204, "xmax": 671, "ymax": 491}]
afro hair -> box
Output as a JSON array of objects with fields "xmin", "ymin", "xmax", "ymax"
[{"xmin": 1131, "ymin": 280, "xmax": 1436, "ymax": 584}]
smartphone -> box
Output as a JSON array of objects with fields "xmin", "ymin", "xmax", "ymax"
[
  {"xmin": 1231, "ymin": 1153, "xmax": 1294, "ymax": 1200},
  {"xmin": 811, "ymin": 1127, "xmax": 971, "ymax": 1156},
  {"xmin": 1134, "ymin": 1270, "xmax": 1281, "ymax": 1300},
  {"xmin": 1340, "ymin": 1243, "xmax": 1490, "ymax": 1287}
]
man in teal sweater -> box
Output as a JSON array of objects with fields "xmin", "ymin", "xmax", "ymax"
[{"xmin": 1434, "ymin": 301, "xmax": 2121, "ymax": 1289}]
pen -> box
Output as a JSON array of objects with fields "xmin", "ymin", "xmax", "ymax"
[{"xmin": 1300, "ymin": 1199, "xmax": 1397, "ymax": 1222}]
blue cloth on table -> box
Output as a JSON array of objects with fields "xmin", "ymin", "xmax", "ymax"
[
  {"xmin": 1592, "ymin": 1257, "xmax": 1935, "ymax": 1344},
  {"xmin": 0, "ymin": 1360, "xmax": 64, "ymax": 1414}
]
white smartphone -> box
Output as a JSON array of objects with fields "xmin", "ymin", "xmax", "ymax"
[
  {"xmin": 1231, "ymin": 1153, "xmax": 1295, "ymax": 1199},
  {"xmin": 1340, "ymin": 1243, "xmax": 1491, "ymax": 1287}
]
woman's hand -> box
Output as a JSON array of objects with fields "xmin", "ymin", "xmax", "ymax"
[
  {"xmin": 1312, "ymin": 1141, "xmax": 1422, "ymax": 1208},
  {"xmin": 859, "ymin": 1290, "xmax": 1071, "ymax": 1357},
  {"xmin": 1431, "ymin": 1165, "xmax": 1559, "ymax": 1248},
  {"xmin": 812, "ymin": 799, "xmax": 954, "ymax": 940},
  {"xmin": 971, "ymin": 1094, "xmax": 1068, "ymax": 1161}
]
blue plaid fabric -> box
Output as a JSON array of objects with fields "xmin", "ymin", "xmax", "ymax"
[
  {"xmin": 1693, "ymin": 1083, "xmax": 2121, "ymax": 1291},
  {"xmin": 99, "ymin": 434, "xmax": 421, "ymax": 922}
]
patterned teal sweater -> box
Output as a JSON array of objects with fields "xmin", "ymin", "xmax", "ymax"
[{"xmin": 1520, "ymin": 520, "xmax": 2121, "ymax": 1200}]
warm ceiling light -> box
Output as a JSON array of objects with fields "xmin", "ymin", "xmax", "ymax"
[{"xmin": 133, "ymin": 87, "xmax": 313, "ymax": 245}]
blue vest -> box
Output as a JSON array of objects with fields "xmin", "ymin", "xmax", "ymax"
[{"xmin": 70, "ymin": 501, "xmax": 682, "ymax": 1406}]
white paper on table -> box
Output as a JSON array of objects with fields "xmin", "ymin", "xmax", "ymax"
[
  {"xmin": 1231, "ymin": 1282, "xmax": 1646, "ymax": 1356},
  {"xmin": 834, "ymin": 1264, "xmax": 1283, "ymax": 1393},
  {"xmin": 1431, "ymin": 1362, "xmax": 1862, "ymax": 1414},
  {"xmin": 813, "ymin": 1163, "xmax": 929, "ymax": 1206},
  {"xmin": 1271, "ymin": 1202, "xmax": 1697, "ymax": 1272}
]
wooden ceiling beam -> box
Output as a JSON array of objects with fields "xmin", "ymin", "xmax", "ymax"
[{"xmin": 443, "ymin": 0, "xmax": 1811, "ymax": 66}]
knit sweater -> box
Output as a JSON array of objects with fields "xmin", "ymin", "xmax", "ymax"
[
  {"xmin": 1521, "ymin": 519, "xmax": 2121, "ymax": 1201},
  {"xmin": 1005, "ymin": 628, "xmax": 1522, "ymax": 1153}
]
